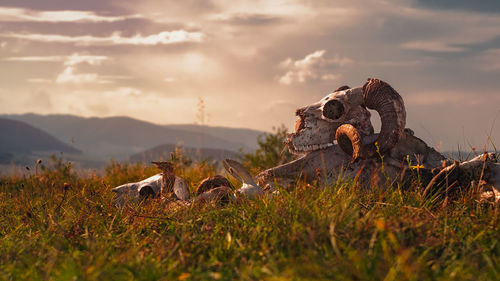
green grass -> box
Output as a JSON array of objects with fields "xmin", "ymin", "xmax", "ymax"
[{"xmin": 0, "ymin": 157, "xmax": 499, "ymax": 281}]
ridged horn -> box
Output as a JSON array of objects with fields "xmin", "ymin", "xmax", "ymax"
[
  {"xmin": 335, "ymin": 85, "xmax": 350, "ymax": 91},
  {"xmin": 335, "ymin": 78, "xmax": 406, "ymax": 159},
  {"xmin": 335, "ymin": 124, "xmax": 362, "ymax": 161},
  {"xmin": 362, "ymin": 78, "xmax": 406, "ymax": 157}
]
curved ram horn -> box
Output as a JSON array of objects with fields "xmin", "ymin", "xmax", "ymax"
[
  {"xmin": 362, "ymin": 78, "xmax": 406, "ymax": 157},
  {"xmin": 335, "ymin": 124, "xmax": 363, "ymax": 161},
  {"xmin": 335, "ymin": 85, "xmax": 350, "ymax": 91},
  {"xmin": 335, "ymin": 78, "xmax": 406, "ymax": 159}
]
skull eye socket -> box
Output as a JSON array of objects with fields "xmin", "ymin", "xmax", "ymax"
[{"xmin": 322, "ymin": 100, "xmax": 345, "ymax": 120}]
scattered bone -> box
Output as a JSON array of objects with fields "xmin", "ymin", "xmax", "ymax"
[
  {"xmin": 197, "ymin": 175, "xmax": 232, "ymax": 196},
  {"xmin": 223, "ymin": 159, "xmax": 263, "ymax": 199},
  {"xmin": 151, "ymin": 161, "xmax": 190, "ymax": 201},
  {"xmin": 113, "ymin": 78, "xmax": 499, "ymax": 205},
  {"xmin": 195, "ymin": 186, "xmax": 233, "ymax": 203},
  {"xmin": 112, "ymin": 159, "xmax": 265, "ymax": 206},
  {"xmin": 111, "ymin": 174, "xmax": 162, "ymax": 206}
]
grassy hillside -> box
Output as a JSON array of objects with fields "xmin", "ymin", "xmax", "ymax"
[{"xmin": 1, "ymin": 156, "xmax": 499, "ymax": 280}]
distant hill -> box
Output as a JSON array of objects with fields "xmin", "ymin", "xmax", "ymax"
[
  {"xmin": 165, "ymin": 124, "xmax": 263, "ymax": 150},
  {"xmin": 129, "ymin": 144, "xmax": 241, "ymax": 164},
  {"xmin": 0, "ymin": 118, "xmax": 81, "ymax": 164},
  {"xmin": 1, "ymin": 114, "xmax": 265, "ymax": 161}
]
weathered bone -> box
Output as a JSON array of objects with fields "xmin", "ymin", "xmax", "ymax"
[
  {"xmin": 258, "ymin": 78, "xmax": 498, "ymax": 198},
  {"xmin": 223, "ymin": 159, "xmax": 263, "ymax": 199},
  {"xmin": 335, "ymin": 124, "xmax": 363, "ymax": 161},
  {"xmin": 286, "ymin": 86, "xmax": 373, "ymax": 155},
  {"xmin": 112, "ymin": 159, "xmax": 266, "ymax": 206},
  {"xmin": 424, "ymin": 153, "xmax": 500, "ymax": 196},
  {"xmin": 152, "ymin": 161, "xmax": 190, "ymax": 200},
  {"xmin": 112, "ymin": 78, "xmax": 498, "ymax": 205},
  {"xmin": 335, "ymin": 79, "xmax": 406, "ymax": 159},
  {"xmin": 360, "ymin": 78, "xmax": 406, "ymax": 158},
  {"xmin": 195, "ymin": 186, "xmax": 233, "ymax": 203},
  {"xmin": 197, "ymin": 175, "xmax": 232, "ymax": 195},
  {"xmin": 111, "ymin": 174, "xmax": 162, "ymax": 206}
]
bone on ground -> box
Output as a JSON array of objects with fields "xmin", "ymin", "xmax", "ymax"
[
  {"xmin": 257, "ymin": 78, "xmax": 499, "ymax": 195},
  {"xmin": 152, "ymin": 161, "xmax": 176, "ymax": 197}
]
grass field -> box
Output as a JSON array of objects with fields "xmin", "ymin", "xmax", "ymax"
[{"xmin": 1, "ymin": 155, "xmax": 499, "ymax": 281}]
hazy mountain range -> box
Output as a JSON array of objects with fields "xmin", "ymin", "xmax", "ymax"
[
  {"xmin": 0, "ymin": 118, "xmax": 82, "ymax": 165},
  {"xmin": 0, "ymin": 113, "xmax": 482, "ymax": 172},
  {"xmin": 129, "ymin": 144, "xmax": 241, "ymax": 164},
  {"xmin": 0, "ymin": 114, "xmax": 265, "ymax": 169}
]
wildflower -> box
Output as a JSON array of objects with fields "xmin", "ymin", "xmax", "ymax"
[{"xmin": 410, "ymin": 164, "xmax": 424, "ymax": 172}]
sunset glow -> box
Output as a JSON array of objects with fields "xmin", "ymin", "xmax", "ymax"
[{"xmin": 0, "ymin": 0, "xmax": 499, "ymax": 151}]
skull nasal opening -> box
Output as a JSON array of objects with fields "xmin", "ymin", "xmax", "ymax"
[{"xmin": 322, "ymin": 100, "xmax": 345, "ymax": 120}]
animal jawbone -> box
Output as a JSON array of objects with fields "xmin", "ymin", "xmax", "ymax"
[{"xmin": 289, "ymin": 142, "xmax": 335, "ymax": 154}]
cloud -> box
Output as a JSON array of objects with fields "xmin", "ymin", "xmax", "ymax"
[
  {"xmin": 164, "ymin": 77, "xmax": 177, "ymax": 82},
  {"xmin": 56, "ymin": 67, "xmax": 100, "ymax": 84},
  {"xmin": 27, "ymin": 78, "xmax": 52, "ymax": 83},
  {"xmin": 415, "ymin": 0, "xmax": 500, "ymax": 13},
  {"xmin": 3, "ymin": 56, "xmax": 62, "ymax": 62},
  {"xmin": 2, "ymin": 53, "xmax": 112, "ymax": 84},
  {"xmin": 0, "ymin": 30, "xmax": 203, "ymax": 46},
  {"xmin": 211, "ymin": 0, "xmax": 312, "ymax": 17},
  {"xmin": 1, "ymin": 0, "xmax": 499, "ymax": 150},
  {"xmin": 400, "ymin": 40, "xmax": 466, "ymax": 53},
  {"xmin": 4, "ymin": 53, "xmax": 112, "ymax": 84},
  {"xmin": 104, "ymin": 87, "xmax": 142, "ymax": 97},
  {"xmin": 3, "ymin": 53, "xmax": 109, "ymax": 65},
  {"xmin": 55, "ymin": 53, "xmax": 109, "ymax": 84},
  {"xmin": 64, "ymin": 53, "xmax": 107, "ymax": 66},
  {"xmin": 0, "ymin": 7, "xmax": 141, "ymax": 23},
  {"xmin": 211, "ymin": 13, "xmax": 284, "ymax": 25},
  {"xmin": 101, "ymin": 75, "xmax": 135, "ymax": 80},
  {"xmin": 475, "ymin": 48, "xmax": 500, "ymax": 71},
  {"xmin": 3, "ymin": 53, "xmax": 107, "ymax": 64},
  {"xmin": 278, "ymin": 50, "xmax": 351, "ymax": 85}
]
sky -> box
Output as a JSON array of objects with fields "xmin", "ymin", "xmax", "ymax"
[{"xmin": 0, "ymin": 0, "xmax": 499, "ymax": 152}]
